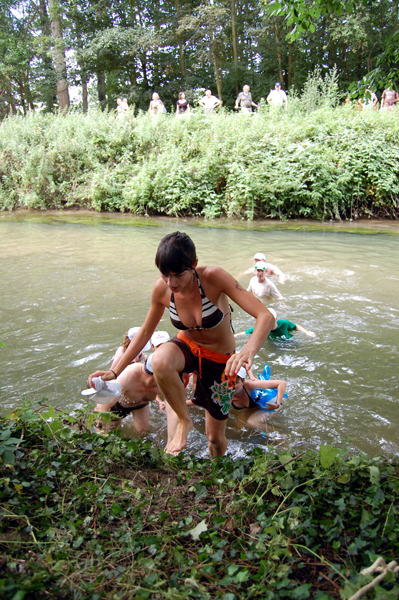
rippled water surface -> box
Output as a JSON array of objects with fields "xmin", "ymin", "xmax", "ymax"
[{"xmin": 1, "ymin": 219, "xmax": 398, "ymax": 458}]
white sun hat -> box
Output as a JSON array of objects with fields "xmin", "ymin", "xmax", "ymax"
[
  {"xmin": 127, "ymin": 327, "xmax": 151, "ymax": 351},
  {"xmin": 145, "ymin": 354, "xmax": 154, "ymax": 374},
  {"xmin": 253, "ymin": 252, "xmax": 266, "ymax": 261},
  {"xmin": 81, "ymin": 377, "xmax": 122, "ymax": 404},
  {"xmin": 151, "ymin": 331, "xmax": 170, "ymax": 347}
]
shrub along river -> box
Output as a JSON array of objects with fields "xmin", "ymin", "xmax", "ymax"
[{"xmin": 1, "ymin": 215, "xmax": 398, "ymax": 458}]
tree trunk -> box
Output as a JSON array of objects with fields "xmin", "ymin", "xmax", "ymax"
[
  {"xmin": 82, "ymin": 80, "xmax": 88, "ymax": 113},
  {"xmin": 392, "ymin": 0, "xmax": 398, "ymax": 24},
  {"xmin": 231, "ymin": 0, "xmax": 239, "ymax": 94},
  {"xmin": 274, "ymin": 18, "xmax": 284, "ymax": 88},
  {"xmin": 19, "ymin": 81, "xmax": 27, "ymax": 115},
  {"xmin": 213, "ymin": 51, "xmax": 223, "ymax": 101},
  {"xmin": 210, "ymin": 26, "xmax": 222, "ymax": 100},
  {"xmin": 39, "ymin": 0, "xmax": 56, "ymax": 111},
  {"xmin": 48, "ymin": 0, "xmax": 70, "ymax": 110},
  {"xmin": 97, "ymin": 71, "xmax": 106, "ymax": 106},
  {"xmin": 176, "ymin": 0, "xmax": 186, "ymax": 79},
  {"xmin": 287, "ymin": 24, "xmax": 293, "ymax": 87}
]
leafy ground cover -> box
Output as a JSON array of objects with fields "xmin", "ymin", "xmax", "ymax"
[
  {"xmin": 1, "ymin": 403, "xmax": 398, "ymax": 599},
  {"xmin": 1, "ymin": 102, "xmax": 399, "ymax": 221}
]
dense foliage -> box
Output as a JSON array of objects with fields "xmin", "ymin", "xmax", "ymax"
[
  {"xmin": 1, "ymin": 89, "xmax": 399, "ymax": 220},
  {"xmin": 1, "ymin": 402, "xmax": 399, "ymax": 599},
  {"xmin": 1, "ymin": 0, "xmax": 398, "ymax": 116}
]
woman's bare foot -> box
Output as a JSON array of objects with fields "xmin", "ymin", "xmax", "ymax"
[{"xmin": 165, "ymin": 417, "xmax": 193, "ymax": 455}]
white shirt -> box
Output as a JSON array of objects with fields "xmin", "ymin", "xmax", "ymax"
[
  {"xmin": 201, "ymin": 95, "xmax": 220, "ymax": 112},
  {"xmin": 267, "ymin": 89, "xmax": 287, "ymax": 107},
  {"xmin": 247, "ymin": 276, "xmax": 283, "ymax": 300}
]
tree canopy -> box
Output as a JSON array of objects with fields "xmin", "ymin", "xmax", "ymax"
[{"xmin": 0, "ymin": 0, "xmax": 398, "ymax": 115}]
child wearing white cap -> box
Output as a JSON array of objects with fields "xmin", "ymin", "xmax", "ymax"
[
  {"xmin": 110, "ymin": 327, "xmax": 151, "ymax": 372},
  {"xmin": 240, "ymin": 252, "xmax": 286, "ymax": 283}
]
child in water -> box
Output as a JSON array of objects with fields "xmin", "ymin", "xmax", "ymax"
[
  {"xmin": 231, "ymin": 365, "xmax": 286, "ymax": 432},
  {"xmin": 235, "ymin": 308, "xmax": 315, "ymax": 340},
  {"xmin": 110, "ymin": 327, "xmax": 151, "ymax": 371}
]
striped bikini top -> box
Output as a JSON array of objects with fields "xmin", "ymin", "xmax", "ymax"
[{"xmin": 169, "ymin": 270, "xmax": 229, "ymax": 331}]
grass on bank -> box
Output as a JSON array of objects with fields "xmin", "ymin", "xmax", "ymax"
[
  {"xmin": 1, "ymin": 402, "xmax": 399, "ymax": 600},
  {"xmin": 1, "ymin": 97, "xmax": 399, "ymax": 221}
]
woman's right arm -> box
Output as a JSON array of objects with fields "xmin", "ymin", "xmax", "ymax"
[{"xmin": 88, "ymin": 280, "xmax": 167, "ymax": 386}]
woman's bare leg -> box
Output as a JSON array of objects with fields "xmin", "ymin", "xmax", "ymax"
[
  {"xmin": 205, "ymin": 412, "xmax": 228, "ymax": 457},
  {"xmin": 165, "ymin": 402, "xmax": 179, "ymax": 448},
  {"xmin": 151, "ymin": 343, "xmax": 193, "ymax": 455}
]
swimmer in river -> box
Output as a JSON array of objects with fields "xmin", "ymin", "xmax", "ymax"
[
  {"xmin": 247, "ymin": 262, "xmax": 285, "ymax": 301},
  {"xmin": 88, "ymin": 231, "xmax": 274, "ymax": 456},
  {"xmin": 235, "ymin": 307, "xmax": 315, "ymax": 340},
  {"xmin": 110, "ymin": 327, "xmax": 150, "ymax": 371},
  {"xmin": 231, "ymin": 366, "xmax": 286, "ymax": 432},
  {"xmin": 239, "ymin": 252, "xmax": 286, "ymax": 284}
]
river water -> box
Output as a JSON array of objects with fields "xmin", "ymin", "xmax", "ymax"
[{"xmin": 1, "ymin": 218, "xmax": 398, "ymax": 458}]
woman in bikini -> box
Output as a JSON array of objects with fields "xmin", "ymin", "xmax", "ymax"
[{"xmin": 89, "ymin": 232, "xmax": 273, "ymax": 456}]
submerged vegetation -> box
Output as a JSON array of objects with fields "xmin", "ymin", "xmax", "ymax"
[
  {"xmin": 1, "ymin": 77, "xmax": 399, "ymax": 221},
  {"xmin": 1, "ymin": 402, "xmax": 399, "ymax": 599}
]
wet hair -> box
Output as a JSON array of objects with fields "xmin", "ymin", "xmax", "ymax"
[
  {"xmin": 121, "ymin": 333, "xmax": 130, "ymax": 350},
  {"xmin": 155, "ymin": 232, "xmax": 197, "ymax": 275}
]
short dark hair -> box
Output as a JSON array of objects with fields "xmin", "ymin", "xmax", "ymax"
[{"xmin": 155, "ymin": 232, "xmax": 197, "ymax": 275}]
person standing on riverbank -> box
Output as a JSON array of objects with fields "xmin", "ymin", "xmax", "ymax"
[
  {"xmin": 176, "ymin": 92, "xmax": 190, "ymax": 116},
  {"xmin": 362, "ymin": 89, "xmax": 378, "ymax": 110},
  {"xmin": 88, "ymin": 232, "xmax": 274, "ymax": 457},
  {"xmin": 381, "ymin": 85, "xmax": 399, "ymax": 111},
  {"xmin": 199, "ymin": 90, "xmax": 222, "ymax": 114},
  {"xmin": 235, "ymin": 85, "xmax": 258, "ymax": 114},
  {"xmin": 267, "ymin": 82, "xmax": 288, "ymax": 109},
  {"xmin": 149, "ymin": 92, "xmax": 166, "ymax": 115}
]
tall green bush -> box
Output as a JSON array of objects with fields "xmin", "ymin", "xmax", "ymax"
[{"xmin": 1, "ymin": 102, "xmax": 399, "ymax": 220}]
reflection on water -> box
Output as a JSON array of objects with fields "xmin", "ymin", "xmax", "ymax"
[{"xmin": 1, "ymin": 220, "xmax": 398, "ymax": 458}]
